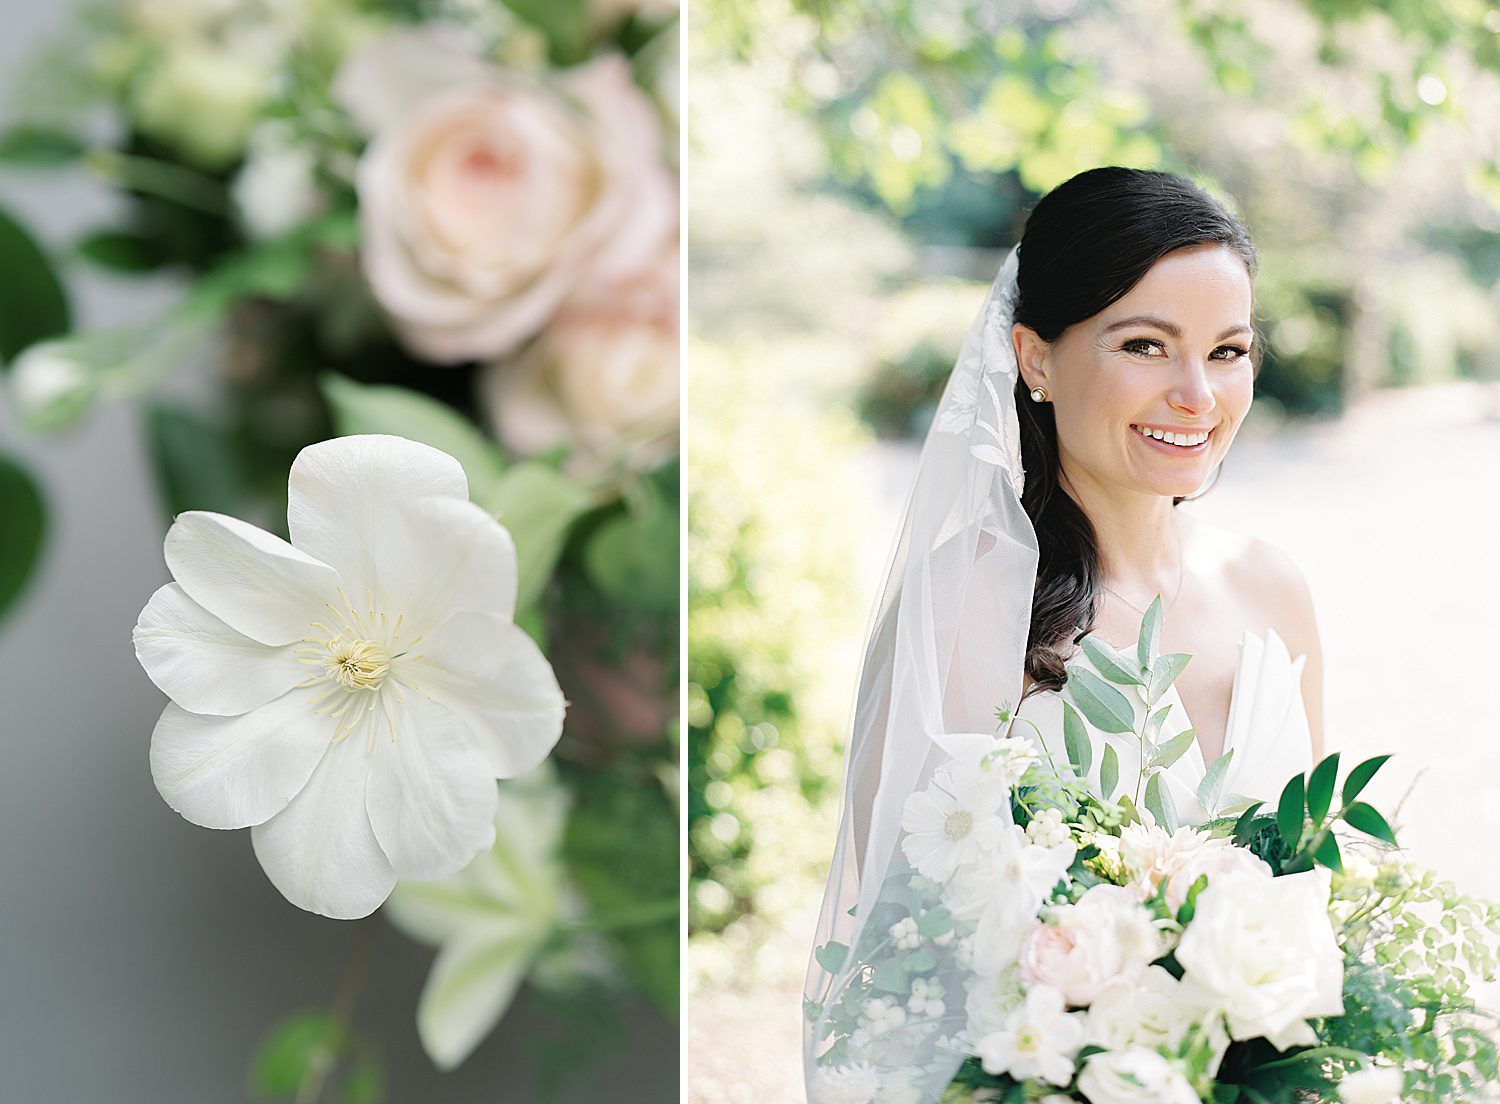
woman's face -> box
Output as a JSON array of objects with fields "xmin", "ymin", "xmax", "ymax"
[{"xmin": 1014, "ymin": 243, "xmax": 1255, "ymax": 501}]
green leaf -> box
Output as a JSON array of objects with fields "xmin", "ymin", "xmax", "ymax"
[
  {"xmin": 1142, "ymin": 704, "xmax": 1171, "ymax": 747},
  {"xmin": 903, "ymin": 948, "xmax": 936, "ymax": 973},
  {"xmin": 1151, "ymin": 728, "xmax": 1196, "ymax": 770},
  {"xmin": 0, "ymin": 452, "xmax": 46, "ymax": 624},
  {"xmin": 1065, "ymin": 666, "xmax": 1136, "ymax": 734},
  {"xmin": 0, "ymin": 204, "xmax": 69, "ymax": 363},
  {"xmin": 1314, "ymin": 830, "xmax": 1343, "ymax": 874},
  {"xmin": 1146, "ymin": 651, "xmax": 1191, "ymax": 705},
  {"xmin": 145, "ymin": 403, "xmax": 249, "ymax": 520},
  {"xmin": 1277, "ymin": 773, "xmax": 1306, "ymax": 848},
  {"xmin": 1099, "ymin": 743, "xmax": 1119, "ymax": 800},
  {"xmin": 318, "ymin": 374, "xmax": 509, "ymax": 509},
  {"xmin": 1061, "ymin": 700, "xmax": 1092, "ymax": 777},
  {"xmin": 814, "ymin": 941, "xmax": 850, "ymax": 973},
  {"xmin": 1197, "ymin": 749, "xmax": 1234, "ymax": 815},
  {"xmin": 1233, "ymin": 801, "xmax": 1266, "ymax": 847},
  {"xmin": 490, "ymin": 463, "xmax": 593, "ymax": 612},
  {"xmin": 76, "ymin": 229, "xmax": 163, "ymax": 273},
  {"xmin": 870, "ymin": 957, "xmax": 909, "ymax": 995},
  {"xmin": 1342, "ymin": 754, "xmax": 1393, "ymax": 806},
  {"xmin": 1306, "ymin": 752, "xmax": 1341, "ymax": 827},
  {"xmin": 1344, "ymin": 800, "xmax": 1398, "ymax": 846},
  {"xmin": 583, "ymin": 494, "xmax": 679, "ymax": 615},
  {"xmin": 916, "ymin": 907, "xmax": 952, "ymax": 938},
  {"xmin": 1176, "ymin": 873, "xmax": 1209, "ymax": 925},
  {"xmin": 1080, "ymin": 635, "xmax": 1143, "ymax": 686},
  {"xmin": 1136, "ymin": 594, "xmax": 1163, "ymax": 669},
  {"xmin": 1144, "ymin": 771, "xmax": 1178, "ymax": 832},
  {"xmin": 250, "ymin": 1009, "xmax": 344, "ymax": 1097},
  {"xmin": 0, "ymin": 124, "xmax": 87, "ymax": 166}
]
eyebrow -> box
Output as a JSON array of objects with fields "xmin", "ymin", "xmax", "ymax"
[{"xmin": 1100, "ymin": 314, "xmax": 1252, "ymax": 342}]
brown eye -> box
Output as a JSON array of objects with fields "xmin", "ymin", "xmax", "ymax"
[
  {"xmin": 1121, "ymin": 339, "xmax": 1163, "ymax": 357},
  {"xmin": 1213, "ymin": 345, "xmax": 1251, "ymax": 361}
]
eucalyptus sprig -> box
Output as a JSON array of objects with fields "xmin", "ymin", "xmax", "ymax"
[{"xmin": 1059, "ymin": 596, "xmax": 1242, "ymax": 829}]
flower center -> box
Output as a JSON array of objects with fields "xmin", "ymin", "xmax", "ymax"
[
  {"xmin": 944, "ymin": 810, "xmax": 974, "ymax": 840},
  {"xmin": 1015, "ymin": 1026, "xmax": 1039, "ymax": 1053},
  {"xmin": 322, "ymin": 636, "xmax": 390, "ymax": 692}
]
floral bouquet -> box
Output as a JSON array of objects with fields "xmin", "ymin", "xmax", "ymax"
[
  {"xmin": 810, "ymin": 603, "xmax": 1500, "ymax": 1104},
  {"xmin": 0, "ymin": 0, "xmax": 678, "ymax": 1096}
]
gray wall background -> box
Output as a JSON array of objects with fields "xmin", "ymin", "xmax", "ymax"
[{"xmin": 0, "ymin": 4, "xmax": 677, "ymax": 1101}]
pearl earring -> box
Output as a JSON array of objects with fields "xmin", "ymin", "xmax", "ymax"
[{"xmin": 1029, "ymin": 387, "xmax": 1047, "ymax": 403}]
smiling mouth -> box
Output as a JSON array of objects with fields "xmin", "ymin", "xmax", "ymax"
[{"xmin": 1130, "ymin": 423, "xmax": 1212, "ymax": 450}]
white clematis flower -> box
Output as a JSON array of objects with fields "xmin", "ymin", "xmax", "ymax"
[
  {"xmin": 133, "ymin": 434, "xmax": 565, "ymax": 919},
  {"xmin": 974, "ymin": 984, "xmax": 1087, "ymax": 1087},
  {"xmin": 384, "ymin": 765, "xmax": 568, "ymax": 1070}
]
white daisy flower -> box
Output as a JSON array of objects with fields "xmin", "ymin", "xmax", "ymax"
[
  {"xmin": 134, "ymin": 435, "xmax": 565, "ymax": 918},
  {"xmin": 900, "ymin": 767, "xmax": 1011, "ymax": 881},
  {"xmin": 974, "ymin": 984, "xmax": 1087, "ymax": 1087}
]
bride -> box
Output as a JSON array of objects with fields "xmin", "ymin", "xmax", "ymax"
[{"xmin": 805, "ymin": 166, "xmax": 1324, "ymax": 1101}]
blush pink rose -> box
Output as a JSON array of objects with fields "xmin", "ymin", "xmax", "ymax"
[
  {"xmin": 483, "ymin": 237, "xmax": 678, "ymax": 463},
  {"xmin": 337, "ymin": 31, "xmax": 675, "ymax": 363}
]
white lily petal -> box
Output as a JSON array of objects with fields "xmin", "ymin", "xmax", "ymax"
[
  {"xmin": 164, "ymin": 511, "xmax": 341, "ymax": 646},
  {"xmin": 416, "ymin": 932, "xmax": 543, "ymax": 1072},
  {"xmin": 287, "ymin": 435, "xmax": 468, "ymax": 599},
  {"xmin": 366, "ymin": 695, "xmax": 498, "ymax": 879},
  {"xmin": 384, "ymin": 874, "xmax": 525, "ymax": 948},
  {"xmin": 150, "ymin": 690, "xmax": 333, "ymax": 830},
  {"xmin": 251, "ymin": 734, "xmax": 396, "ymax": 919},
  {"xmin": 419, "ymin": 611, "xmax": 565, "ymax": 777},
  {"xmin": 134, "ymin": 583, "xmax": 304, "ymax": 715}
]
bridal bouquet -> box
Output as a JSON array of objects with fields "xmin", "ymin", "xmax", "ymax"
[{"xmin": 810, "ymin": 604, "xmax": 1500, "ymax": 1104}]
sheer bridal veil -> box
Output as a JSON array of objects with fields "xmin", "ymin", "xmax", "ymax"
[{"xmin": 802, "ymin": 245, "xmax": 1041, "ymax": 1101}]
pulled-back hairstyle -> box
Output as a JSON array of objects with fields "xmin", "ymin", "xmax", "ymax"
[{"xmin": 1012, "ymin": 166, "xmax": 1259, "ymax": 693}]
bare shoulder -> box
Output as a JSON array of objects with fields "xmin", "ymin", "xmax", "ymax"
[{"xmin": 1182, "ymin": 515, "xmax": 1318, "ymax": 646}]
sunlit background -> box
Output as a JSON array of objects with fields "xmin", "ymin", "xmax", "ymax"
[{"xmin": 687, "ymin": 0, "xmax": 1500, "ymax": 1099}]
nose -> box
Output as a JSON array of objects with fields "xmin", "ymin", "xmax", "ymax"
[{"xmin": 1167, "ymin": 358, "xmax": 1216, "ymax": 418}]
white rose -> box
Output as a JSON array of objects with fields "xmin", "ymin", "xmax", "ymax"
[
  {"xmin": 336, "ymin": 30, "xmax": 675, "ymax": 363},
  {"xmin": 1088, "ymin": 966, "xmax": 1230, "ymax": 1077},
  {"xmin": 1018, "ymin": 884, "xmax": 1159, "ymax": 1006},
  {"xmin": 1076, "ymin": 1048, "xmax": 1198, "ymax": 1104},
  {"xmin": 1176, "ymin": 868, "xmax": 1345, "ymax": 1048},
  {"xmin": 1338, "ymin": 1066, "xmax": 1404, "ymax": 1104},
  {"xmin": 483, "ymin": 238, "xmax": 677, "ymax": 462}
]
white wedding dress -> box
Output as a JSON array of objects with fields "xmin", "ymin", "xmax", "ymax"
[{"xmin": 1014, "ymin": 628, "xmax": 1313, "ymax": 824}]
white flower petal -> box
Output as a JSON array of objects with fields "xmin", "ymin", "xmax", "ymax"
[
  {"xmin": 150, "ymin": 690, "xmax": 332, "ymax": 830},
  {"xmin": 366, "ymin": 696, "xmax": 499, "ymax": 879},
  {"xmin": 416, "ymin": 932, "xmax": 541, "ymax": 1071},
  {"xmin": 251, "ymin": 735, "xmax": 396, "ymax": 918},
  {"xmin": 376, "ymin": 495, "xmax": 519, "ymax": 626},
  {"xmin": 419, "ymin": 611, "xmax": 565, "ymax": 777},
  {"xmin": 164, "ymin": 511, "xmax": 341, "ymax": 646},
  {"xmin": 286, "ymin": 435, "xmax": 468, "ymax": 598},
  {"xmin": 134, "ymin": 583, "xmax": 303, "ymax": 715}
]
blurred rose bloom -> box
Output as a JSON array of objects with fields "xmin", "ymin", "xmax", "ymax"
[
  {"xmin": 482, "ymin": 237, "xmax": 678, "ymax": 464},
  {"xmin": 334, "ymin": 29, "xmax": 675, "ymax": 363}
]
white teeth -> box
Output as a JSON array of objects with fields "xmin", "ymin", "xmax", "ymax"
[{"xmin": 1134, "ymin": 425, "xmax": 1209, "ymax": 447}]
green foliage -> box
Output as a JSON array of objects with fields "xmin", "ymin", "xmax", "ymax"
[
  {"xmin": 0, "ymin": 123, "xmax": 87, "ymax": 166},
  {"xmin": 687, "ymin": 346, "xmax": 869, "ymax": 961},
  {"xmin": 145, "ymin": 401, "xmax": 252, "ymax": 521},
  {"xmin": 249, "ymin": 1008, "xmax": 384, "ymax": 1104},
  {"xmin": 583, "ymin": 466, "xmax": 678, "ymax": 616},
  {"xmin": 563, "ymin": 765, "xmax": 679, "ymax": 1018},
  {"xmin": 1064, "ymin": 666, "xmax": 1136, "ymax": 735},
  {"xmin": 0, "ymin": 452, "xmax": 47, "ymax": 624},
  {"xmin": 0, "ymin": 204, "xmax": 69, "ymax": 364}
]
